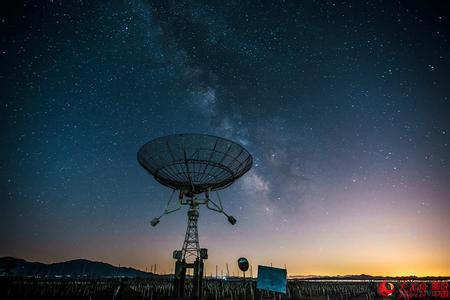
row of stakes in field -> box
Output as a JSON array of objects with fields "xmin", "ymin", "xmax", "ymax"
[{"xmin": 144, "ymin": 262, "xmax": 277, "ymax": 279}]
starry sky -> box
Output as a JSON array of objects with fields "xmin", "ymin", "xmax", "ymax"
[{"xmin": 1, "ymin": 1, "xmax": 449, "ymax": 277}]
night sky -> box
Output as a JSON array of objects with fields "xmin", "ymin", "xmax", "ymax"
[{"xmin": 1, "ymin": 1, "xmax": 449, "ymax": 277}]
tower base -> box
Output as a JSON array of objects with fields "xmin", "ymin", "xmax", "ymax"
[{"xmin": 172, "ymin": 259, "xmax": 204, "ymax": 299}]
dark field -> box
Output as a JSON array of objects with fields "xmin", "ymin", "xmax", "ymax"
[{"xmin": 1, "ymin": 277, "xmax": 447, "ymax": 300}]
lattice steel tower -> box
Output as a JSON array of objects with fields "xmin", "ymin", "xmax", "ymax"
[{"xmin": 183, "ymin": 207, "xmax": 200, "ymax": 261}]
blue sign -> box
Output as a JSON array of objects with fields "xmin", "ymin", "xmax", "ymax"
[{"xmin": 256, "ymin": 265, "xmax": 287, "ymax": 294}]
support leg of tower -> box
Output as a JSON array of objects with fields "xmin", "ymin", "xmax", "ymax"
[
  {"xmin": 192, "ymin": 259, "xmax": 204, "ymax": 299},
  {"xmin": 173, "ymin": 259, "xmax": 186, "ymax": 298}
]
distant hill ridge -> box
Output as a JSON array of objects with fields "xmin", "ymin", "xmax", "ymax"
[
  {"xmin": 0, "ymin": 257, "xmax": 154, "ymax": 278},
  {"xmin": 288, "ymin": 273, "xmax": 450, "ymax": 280},
  {"xmin": 1, "ymin": 257, "xmax": 448, "ymax": 280}
]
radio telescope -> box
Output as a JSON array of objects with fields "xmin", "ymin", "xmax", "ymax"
[{"xmin": 138, "ymin": 133, "xmax": 252, "ymax": 298}]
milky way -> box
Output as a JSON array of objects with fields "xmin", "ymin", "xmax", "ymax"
[{"xmin": 1, "ymin": 1, "xmax": 449, "ymax": 276}]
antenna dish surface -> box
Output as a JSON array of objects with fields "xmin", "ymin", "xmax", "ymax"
[{"xmin": 138, "ymin": 134, "xmax": 252, "ymax": 193}]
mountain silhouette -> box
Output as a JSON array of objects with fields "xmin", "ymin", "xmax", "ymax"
[{"xmin": 0, "ymin": 257, "xmax": 154, "ymax": 278}]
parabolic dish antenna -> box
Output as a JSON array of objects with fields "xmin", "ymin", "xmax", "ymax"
[
  {"xmin": 138, "ymin": 133, "xmax": 253, "ymax": 299},
  {"xmin": 138, "ymin": 133, "xmax": 252, "ymax": 194}
]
